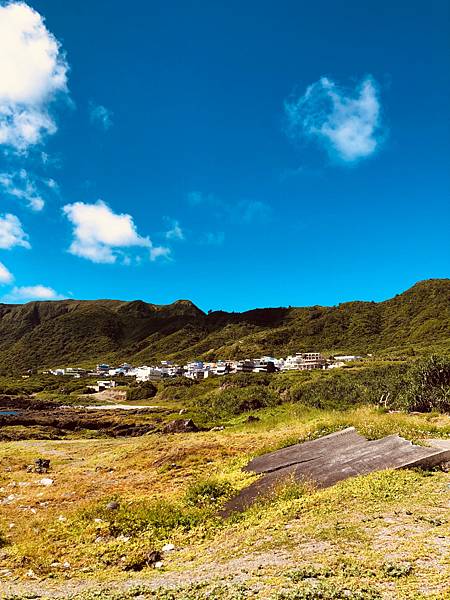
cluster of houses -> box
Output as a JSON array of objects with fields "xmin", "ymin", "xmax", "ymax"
[{"xmin": 48, "ymin": 353, "xmax": 363, "ymax": 384}]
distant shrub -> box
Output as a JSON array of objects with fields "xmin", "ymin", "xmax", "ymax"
[
  {"xmin": 126, "ymin": 381, "xmax": 157, "ymax": 402},
  {"xmin": 220, "ymin": 372, "xmax": 271, "ymax": 389},
  {"xmin": 200, "ymin": 384, "xmax": 280, "ymax": 417},
  {"xmin": 162, "ymin": 377, "xmax": 196, "ymax": 388}
]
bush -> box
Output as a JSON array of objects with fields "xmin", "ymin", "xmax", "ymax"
[
  {"xmin": 126, "ymin": 381, "xmax": 157, "ymax": 402},
  {"xmin": 78, "ymin": 498, "xmax": 204, "ymax": 539},
  {"xmin": 185, "ymin": 478, "xmax": 234, "ymax": 507},
  {"xmin": 161, "ymin": 377, "xmax": 196, "ymax": 389},
  {"xmin": 220, "ymin": 372, "xmax": 271, "ymax": 389},
  {"xmin": 399, "ymin": 355, "xmax": 450, "ymax": 412},
  {"xmin": 284, "ymin": 364, "xmax": 408, "ymax": 410},
  {"xmin": 199, "ymin": 384, "xmax": 280, "ymax": 418}
]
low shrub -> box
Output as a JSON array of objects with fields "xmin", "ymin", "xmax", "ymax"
[
  {"xmin": 199, "ymin": 385, "xmax": 281, "ymax": 418},
  {"xmin": 185, "ymin": 478, "xmax": 234, "ymax": 507},
  {"xmin": 383, "ymin": 561, "xmax": 413, "ymax": 578},
  {"xmin": 219, "ymin": 372, "xmax": 271, "ymax": 389},
  {"xmin": 276, "ymin": 580, "xmax": 382, "ymax": 599},
  {"xmin": 77, "ymin": 498, "xmax": 205, "ymax": 539}
]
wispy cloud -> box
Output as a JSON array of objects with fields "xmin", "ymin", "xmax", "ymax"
[
  {"xmin": 0, "ymin": 213, "xmax": 30, "ymax": 250},
  {"xmin": 0, "ymin": 169, "xmax": 56, "ymax": 211},
  {"xmin": 187, "ymin": 191, "xmax": 271, "ymax": 226},
  {"xmin": 285, "ymin": 76, "xmax": 382, "ymax": 163},
  {"xmin": 0, "ymin": 2, "xmax": 69, "ymax": 152},
  {"xmin": 0, "ymin": 262, "xmax": 13, "ymax": 285},
  {"xmin": 63, "ymin": 200, "xmax": 169, "ymax": 264},
  {"xmin": 89, "ymin": 102, "xmax": 113, "ymax": 131},
  {"xmin": 165, "ymin": 219, "xmax": 184, "ymax": 241},
  {"xmin": 187, "ymin": 191, "xmax": 213, "ymax": 206},
  {"xmin": 237, "ymin": 200, "xmax": 271, "ymax": 224},
  {"xmin": 200, "ymin": 231, "xmax": 225, "ymax": 246},
  {"xmin": 2, "ymin": 284, "xmax": 65, "ymax": 302},
  {"xmin": 150, "ymin": 246, "xmax": 171, "ymax": 261}
]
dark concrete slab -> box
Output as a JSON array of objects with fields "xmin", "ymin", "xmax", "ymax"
[{"xmin": 221, "ymin": 429, "xmax": 450, "ymax": 516}]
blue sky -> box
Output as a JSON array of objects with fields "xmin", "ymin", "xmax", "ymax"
[{"xmin": 0, "ymin": 0, "xmax": 448, "ymax": 311}]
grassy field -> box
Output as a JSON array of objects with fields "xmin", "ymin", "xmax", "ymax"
[{"xmin": 0, "ymin": 404, "xmax": 449, "ymax": 599}]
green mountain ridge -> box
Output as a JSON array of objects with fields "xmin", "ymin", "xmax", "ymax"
[{"xmin": 0, "ymin": 279, "xmax": 449, "ymax": 372}]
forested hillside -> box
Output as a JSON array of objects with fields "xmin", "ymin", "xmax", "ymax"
[{"xmin": 0, "ymin": 279, "xmax": 448, "ymax": 372}]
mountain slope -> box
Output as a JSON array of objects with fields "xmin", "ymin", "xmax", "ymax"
[{"xmin": 0, "ymin": 279, "xmax": 448, "ymax": 372}]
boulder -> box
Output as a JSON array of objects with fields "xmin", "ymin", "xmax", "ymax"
[{"xmin": 162, "ymin": 419, "xmax": 198, "ymax": 433}]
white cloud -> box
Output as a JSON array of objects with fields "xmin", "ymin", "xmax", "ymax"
[
  {"xmin": 3, "ymin": 284, "xmax": 65, "ymax": 302},
  {"xmin": 0, "ymin": 1, "xmax": 69, "ymax": 151},
  {"xmin": 89, "ymin": 102, "xmax": 113, "ymax": 130},
  {"xmin": 150, "ymin": 246, "xmax": 171, "ymax": 261},
  {"xmin": 165, "ymin": 220, "xmax": 184, "ymax": 241},
  {"xmin": 62, "ymin": 200, "xmax": 169, "ymax": 264},
  {"xmin": 0, "ymin": 213, "xmax": 30, "ymax": 249},
  {"xmin": 0, "ymin": 169, "xmax": 52, "ymax": 211},
  {"xmin": 285, "ymin": 76, "xmax": 382, "ymax": 162},
  {"xmin": 0, "ymin": 261, "xmax": 13, "ymax": 284}
]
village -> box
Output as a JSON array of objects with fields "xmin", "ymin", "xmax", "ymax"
[{"xmin": 46, "ymin": 352, "xmax": 364, "ymax": 391}]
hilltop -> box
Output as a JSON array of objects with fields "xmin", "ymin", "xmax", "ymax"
[{"xmin": 0, "ymin": 278, "xmax": 449, "ymax": 372}]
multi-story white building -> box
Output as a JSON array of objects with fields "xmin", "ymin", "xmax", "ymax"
[{"xmin": 282, "ymin": 352, "xmax": 326, "ymax": 371}]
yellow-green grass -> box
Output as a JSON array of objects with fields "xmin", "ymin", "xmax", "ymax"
[{"xmin": 0, "ymin": 405, "xmax": 449, "ymax": 599}]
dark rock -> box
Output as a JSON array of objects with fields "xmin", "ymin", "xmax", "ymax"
[
  {"xmin": 162, "ymin": 419, "xmax": 198, "ymax": 434},
  {"xmin": 106, "ymin": 501, "xmax": 120, "ymax": 511},
  {"xmin": 123, "ymin": 550, "xmax": 162, "ymax": 571},
  {"xmin": 28, "ymin": 458, "xmax": 50, "ymax": 473}
]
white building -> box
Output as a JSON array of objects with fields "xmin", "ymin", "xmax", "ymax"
[{"xmin": 282, "ymin": 352, "xmax": 326, "ymax": 371}]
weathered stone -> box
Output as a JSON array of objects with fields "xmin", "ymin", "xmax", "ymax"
[
  {"xmin": 162, "ymin": 419, "xmax": 198, "ymax": 433},
  {"xmin": 38, "ymin": 478, "xmax": 54, "ymax": 486},
  {"xmin": 123, "ymin": 550, "xmax": 162, "ymax": 571},
  {"xmin": 34, "ymin": 458, "xmax": 50, "ymax": 473}
]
